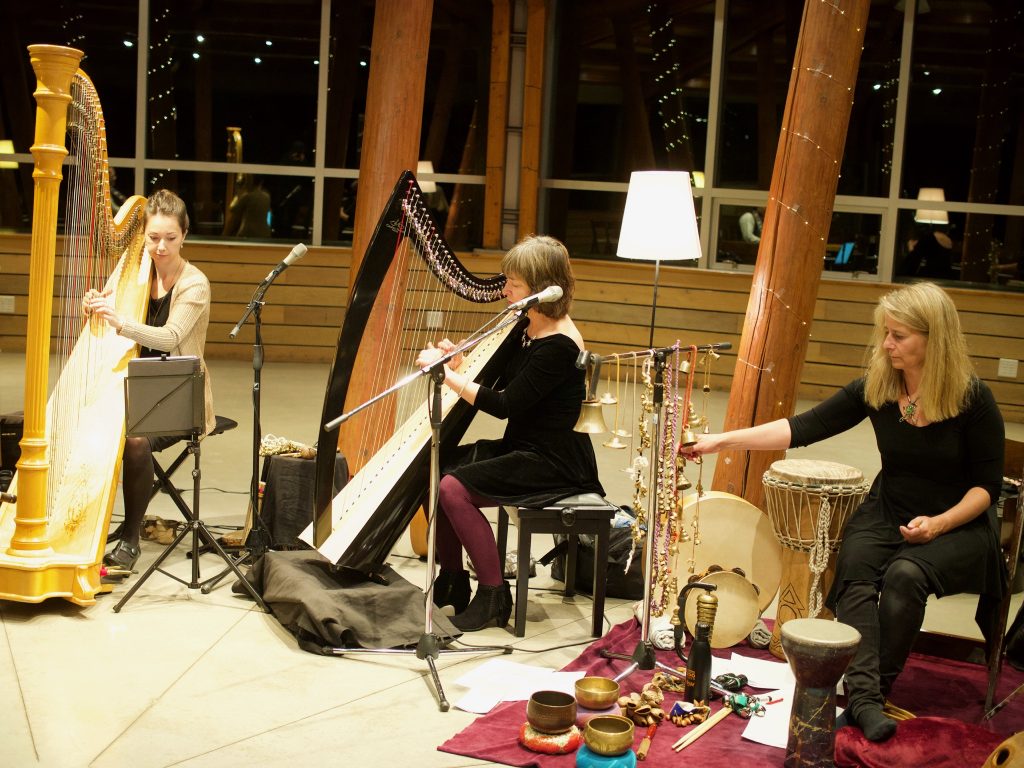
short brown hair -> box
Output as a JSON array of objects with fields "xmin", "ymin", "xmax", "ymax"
[
  {"xmin": 501, "ymin": 235, "xmax": 575, "ymax": 318},
  {"xmin": 145, "ymin": 189, "xmax": 190, "ymax": 233}
]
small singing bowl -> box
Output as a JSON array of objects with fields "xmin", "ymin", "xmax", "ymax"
[
  {"xmin": 584, "ymin": 715, "xmax": 635, "ymax": 757},
  {"xmin": 574, "ymin": 676, "xmax": 621, "ymax": 710},
  {"xmin": 527, "ymin": 690, "xmax": 577, "ymax": 734}
]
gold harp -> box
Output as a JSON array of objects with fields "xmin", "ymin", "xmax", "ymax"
[{"xmin": 0, "ymin": 45, "xmax": 149, "ymax": 605}]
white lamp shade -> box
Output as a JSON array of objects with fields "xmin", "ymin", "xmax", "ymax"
[
  {"xmin": 914, "ymin": 187, "xmax": 948, "ymax": 225},
  {"xmin": 617, "ymin": 171, "xmax": 702, "ymax": 262},
  {"xmin": 0, "ymin": 139, "xmax": 15, "ymax": 170},
  {"xmin": 416, "ymin": 160, "xmax": 437, "ymax": 194}
]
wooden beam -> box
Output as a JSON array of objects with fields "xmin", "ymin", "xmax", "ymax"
[
  {"xmin": 484, "ymin": 0, "xmax": 511, "ymax": 249},
  {"xmin": 518, "ymin": 0, "xmax": 546, "ymax": 239},
  {"xmin": 713, "ymin": 0, "xmax": 872, "ymax": 510}
]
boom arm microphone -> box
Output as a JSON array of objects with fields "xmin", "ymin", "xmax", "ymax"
[
  {"xmin": 261, "ymin": 243, "xmax": 307, "ymax": 285},
  {"xmin": 506, "ymin": 285, "xmax": 563, "ymax": 312},
  {"xmin": 229, "ymin": 243, "xmax": 308, "ymax": 338}
]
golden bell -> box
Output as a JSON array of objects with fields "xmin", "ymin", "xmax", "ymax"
[
  {"xmin": 613, "ymin": 428, "xmax": 631, "ymax": 438},
  {"xmin": 603, "ymin": 435, "xmax": 627, "ymax": 449},
  {"xmin": 573, "ymin": 400, "xmax": 609, "ymax": 434},
  {"xmin": 599, "ymin": 391, "xmax": 617, "ymax": 405},
  {"xmin": 679, "ymin": 428, "xmax": 697, "ymax": 447},
  {"xmin": 678, "ymin": 359, "xmax": 691, "ymax": 374},
  {"xmin": 676, "ymin": 474, "xmax": 691, "ymax": 491}
]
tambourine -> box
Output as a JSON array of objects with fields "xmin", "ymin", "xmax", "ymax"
[
  {"xmin": 681, "ymin": 567, "xmax": 761, "ymax": 649},
  {"xmin": 672, "ymin": 490, "xmax": 783, "ymax": 613}
]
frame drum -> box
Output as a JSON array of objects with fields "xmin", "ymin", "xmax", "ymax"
[
  {"xmin": 681, "ymin": 569, "xmax": 760, "ymax": 649},
  {"xmin": 670, "ymin": 490, "xmax": 783, "ymax": 613},
  {"xmin": 763, "ymin": 459, "xmax": 869, "ymax": 660}
]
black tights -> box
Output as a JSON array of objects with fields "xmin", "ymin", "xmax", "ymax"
[
  {"xmin": 120, "ymin": 436, "xmax": 155, "ymax": 546},
  {"xmin": 836, "ymin": 558, "xmax": 931, "ymax": 713}
]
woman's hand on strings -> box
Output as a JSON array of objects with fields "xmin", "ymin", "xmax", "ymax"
[
  {"xmin": 83, "ymin": 288, "xmax": 123, "ymax": 331},
  {"xmin": 416, "ymin": 338, "xmax": 464, "ymax": 370}
]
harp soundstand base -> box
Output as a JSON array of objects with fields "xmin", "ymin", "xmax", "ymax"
[
  {"xmin": 113, "ymin": 357, "xmax": 268, "ymax": 613},
  {"xmin": 321, "ymin": 323, "xmax": 517, "ymax": 712}
]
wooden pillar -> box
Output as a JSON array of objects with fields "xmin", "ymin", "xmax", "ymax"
[
  {"xmin": 483, "ymin": 0, "xmax": 511, "ymax": 249},
  {"xmin": 713, "ymin": 0, "xmax": 871, "ymax": 509},
  {"xmin": 518, "ymin": 0, "xmax": 546, "ymax": 239},
  {"xmin": 349, "ymin": 0, "xmax": 433, "ymax": 283},
  {"xmin": 341, "ymin": 0, "xmax": 432, "ymax": 468}
]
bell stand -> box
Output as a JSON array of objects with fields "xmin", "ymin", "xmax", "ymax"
[
  {"xmin": 320, "ymin": 309, "xmax": 523, "ymax": 711},
  {"xmin": 591, "ymin": 342, "xmax": 731, "ymax": 687}
]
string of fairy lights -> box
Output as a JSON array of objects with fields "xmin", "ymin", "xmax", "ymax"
[{"xmin": 727, "ymin": 2, "xmax": 863, "ymax": 413}]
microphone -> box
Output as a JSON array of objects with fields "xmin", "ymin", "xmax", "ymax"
[
  {"xmin": 229, "ymin": 244, "xmax": 307, "ymax": 338},
  {"xmin": 506, "ymin": 285, "xmax": 563, "ymax": 312},
  {"xmin": 261, "ymin": 243, "xmax": 307, "ymax": 285}
]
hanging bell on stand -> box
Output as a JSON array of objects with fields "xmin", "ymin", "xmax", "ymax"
[
  {"xmin": 574, "ymin": 351, "xmax": 609, "ymax": 435},
  {"xmin": 574, "ymin": 399, "xmax": 609, "ymax": 434}
]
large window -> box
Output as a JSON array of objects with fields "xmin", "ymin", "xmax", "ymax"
[{"xmin": 2, "ymin": 1, "xmax": 1022, "ymax": 290}]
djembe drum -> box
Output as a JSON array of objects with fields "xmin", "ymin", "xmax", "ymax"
[
  {"xmin": 781, "ymin": 618, "xmax": 861, "ymax": 768},
  {"xmin": 763, "ymin": 459, "xmax": 869, "ymax": 660}
]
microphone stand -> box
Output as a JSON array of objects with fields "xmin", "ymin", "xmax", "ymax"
[
  {"xmin": 321, "ymin": 309, "xmax": 521, "ymax": 712},
  {"xmin": 201, "ymin": 281, "xmax": 277, "ymax": 592}
]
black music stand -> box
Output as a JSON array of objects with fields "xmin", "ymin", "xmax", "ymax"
[
  {"xmin": 113, "ymin": 355, "xmax": 268, "ymax": 613},
  {"xmin": 321, "ymin": 313, "xmax": 520, "ymax": 711}
]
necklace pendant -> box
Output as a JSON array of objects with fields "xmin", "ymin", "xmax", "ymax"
[{"xmin": 900, "ymin": 402, "xmax": 917, "ymax": 424}]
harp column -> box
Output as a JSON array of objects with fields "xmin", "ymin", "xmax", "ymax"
[{"xmin": 8, "ymin": 45, "xmax": 84, "ymax": 556}]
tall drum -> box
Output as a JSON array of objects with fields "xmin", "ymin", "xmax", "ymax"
[
  {"xmin": 782, "ymin": 618, "xmax": 861, "ymax": 768},
  {"xmin": 762, "ymin": 459, "xmax": 869, "ymax": 660}
]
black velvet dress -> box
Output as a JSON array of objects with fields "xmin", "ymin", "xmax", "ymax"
[
  {"xmin": 446, "ymin": 328, "xmax": 605, "ymax": 507},
  {"xmin": 787, "ymin": 378, "xmax": 1006, "ymax": 611}
]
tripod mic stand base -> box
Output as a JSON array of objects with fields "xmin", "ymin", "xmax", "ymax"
[{"xmin": 602, "ymin": 640, "xmax": 687, "ymax": 685}]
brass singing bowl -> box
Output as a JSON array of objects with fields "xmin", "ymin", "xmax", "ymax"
[
  {"xmin": 527, "ymin": 690, "xmax": 577, "ymax": 734},
  {"xmin": 584, "ymin": 715, "xmax": 635, "ymax": 756},
  {"xmin": 574, "ymin": 676, "xmax": 620, "ymax": 710}
]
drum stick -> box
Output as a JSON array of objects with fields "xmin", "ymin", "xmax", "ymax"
[
  {"xmin": 637, "ymin": 723, "xmax": 658, "ymax": 760},
  {"xmin": 671, "ymin": 706, "xmax": 730, "ymax": 751}
]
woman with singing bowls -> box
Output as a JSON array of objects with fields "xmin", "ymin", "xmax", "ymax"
[
  {"xmin": 679, "ymin": 282, "xmax": 1005, "ymax": 742},
  {"xmin": 415, "ymin": 235, "xmax": 604, "ymax": 632}
]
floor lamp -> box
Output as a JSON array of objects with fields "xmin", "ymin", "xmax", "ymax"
[
  {"xmin": 617, "ymin": 171, "xmax": 703, "ymax": 348},
  {"xmin": 602, "ymin": 171, "xmax": 703, "ymax": 681}
]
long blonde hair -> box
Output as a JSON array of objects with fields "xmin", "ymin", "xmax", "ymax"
[{"xmin": 864, "ymin": 282, "xmax": 973, "ymax": 421}]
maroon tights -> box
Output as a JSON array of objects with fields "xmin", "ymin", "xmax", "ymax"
[{"xmin": 436, "ymin": 474, "xmax": 503, "ymax": 586}]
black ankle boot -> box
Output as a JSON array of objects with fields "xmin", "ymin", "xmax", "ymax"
[
  {"xmin": 432, "ymin": 569, "xmax": 471, "ymax": 613},
  {"xmin": 451, "ymin": 582, "xmax": 512, "ymax": 632}
]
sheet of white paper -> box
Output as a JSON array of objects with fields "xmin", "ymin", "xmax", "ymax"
[
  {"xmin": 451, "ymin": 659, "xmax": 586, "ymax": 714},
  {"xmin": 740, "ymin": 689, "xmax": 843, "ymax": 750},
  {"xmin": 727, "ymin": 652, "xmax": 797, "ymax": 690}
]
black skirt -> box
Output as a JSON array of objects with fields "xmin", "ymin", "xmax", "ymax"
[{"xmin": 446, "ymin": 433, "xmax": 604, "ymax": 509}]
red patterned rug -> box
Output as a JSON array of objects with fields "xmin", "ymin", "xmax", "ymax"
[{"xmin": 439, "ymin": 619, "xmax": 1024, "ymax": 767}]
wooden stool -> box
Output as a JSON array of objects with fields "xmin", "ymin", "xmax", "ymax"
[{"xmin": 496, "ymin": 493, "xmax": 617, "ymax": 638}]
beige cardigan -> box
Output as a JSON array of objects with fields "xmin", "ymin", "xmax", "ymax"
[{"xmin": 118, "ymin": 262, "xmax": 216, "ymax": 435}]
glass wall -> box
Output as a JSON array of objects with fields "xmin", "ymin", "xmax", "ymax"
[{"xmin": 1, "ymin": 1, "xmax": 1022, "ymax": 290}]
